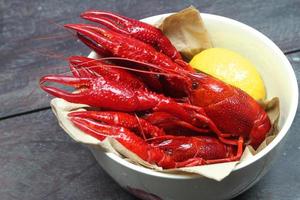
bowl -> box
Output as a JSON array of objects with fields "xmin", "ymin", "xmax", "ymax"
[{"xmin": 88, "ymin": 13, "xmax": 298, "ymax": 200}]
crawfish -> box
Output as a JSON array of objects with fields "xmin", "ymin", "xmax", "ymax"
[
  {"xmin": 68, "ymin": 111, "xmax": 239, "ymax": 168},
  {"xmin": 62, "ymin": 18, "xmax": 271, "ymax": 149},
  {"xmin": 40, "ymin": 71, "xmax": 203, "ymax": 125}
]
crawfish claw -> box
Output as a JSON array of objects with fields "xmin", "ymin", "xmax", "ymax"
[
  {"xmin": 76, "ymin": 32, "xmax": 112, "ymax": 57},
  {"xmin": 68, "ymin": 111, "xmax": 166, "ymax": 138},
  {"xmin": 39, "ymin": 75, "xmax": 92, "ymax": 102},
  {"xmin": 80, "ymin": 10, "xmax": 182, "ymax": 60},
  {"xmin": 81, "ymin": 10, "xmax": 134, "ymax": 35},
  {"xmin": 69, "ymin": 116, "xmax": 113, "ymax": 141},
  {"xmin": 65, "ymin": 24, "xmax": 104, "ymax": 44},
  {"xmin": 65, "ymin": 23, "xmax": 129, "ymax": 57}
]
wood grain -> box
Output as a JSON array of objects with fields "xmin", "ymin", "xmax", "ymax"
[{"xmin": 1, "ymin": 0, "xmax": 300, "ymax": 118}]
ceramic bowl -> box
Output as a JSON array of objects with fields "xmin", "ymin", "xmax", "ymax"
[{"xmin": 88, "ymin": 13, "xmax": 298, "ymax": 200}]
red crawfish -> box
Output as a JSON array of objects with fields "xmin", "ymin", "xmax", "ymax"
[
  {"xmin": 40, "ymin": 70, "xmax": 205, "ymax": 126},
  {"xmin": 69, "ymin": 111, "xmax": 204, "ymax": 169},
  {"xmin": 62, "ymin": 20, "xmax": 271, "ymax": 149},
  {"xmin": 68, "ymin": 111, "xmax": 239, "ymax": 168}
]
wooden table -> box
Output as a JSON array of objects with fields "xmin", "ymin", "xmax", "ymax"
[{"xmin": 1, "ymin": 1, "xmax": 299, "ymax": 199}]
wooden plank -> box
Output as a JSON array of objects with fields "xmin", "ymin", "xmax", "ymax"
[
  {"xmin": 0, "ymin": 109, "xmax": 137, "ymax": 200},
  {"xmin": 1, "ymin": 0, "xmax": 300, "ymax": 118},
  {"xmin": 0, "ymin": 100, "xmax": 299, "ymax": 199}
]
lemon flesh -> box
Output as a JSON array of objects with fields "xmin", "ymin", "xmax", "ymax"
[{"xmin": 189, "ymin": 48, "xmax": 266, "ymax": 100}]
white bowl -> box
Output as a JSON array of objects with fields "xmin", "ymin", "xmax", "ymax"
[{"xmin": 88, "ymin": 13, "xmax": 298, "ymax": 200}]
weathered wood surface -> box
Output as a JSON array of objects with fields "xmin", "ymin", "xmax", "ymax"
[
  {"xmin": 0, "ymin": 109, "xmax": 137, "ymax": 200},
  {"xmin": 1, "ymin": 0, "xmax": 300, "ymax": 118}
]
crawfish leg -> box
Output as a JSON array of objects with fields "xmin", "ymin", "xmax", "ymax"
[
  {"xmin": 205, "ymin": 137, "xmax": 244, "ymax": 164},
  {"xmin": 152, "ymin": 101, "xmax": 195, "ymax": 124},
  {"xmin": 181, "ymin": 103, "xmax": 241, "ymax": 145},
  {"xmin": 39, "ymin": 75, "xmax": 92, "ymax": 103},
  {"xmin": 77, "ymin": 33, "xmax": 112, "ymax": 57},
  {"xmin": 69, "ymin": 58, "xmax": 96, "ymax": 78},
  {"xmin": 196, "ymin": 113, "xmax": 244, "ymax": 146},
  {"xmin": 152, "ymin": 102, "xmax": 233, "ymax": 138},
  {"xmin": 144, "ymin": 112, "xmax": 210, "ymax": 134}
]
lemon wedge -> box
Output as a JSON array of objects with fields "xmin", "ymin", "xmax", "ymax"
[{"xmin": 189, "ymin": 48, "xmax": 266, "ymax": 100}]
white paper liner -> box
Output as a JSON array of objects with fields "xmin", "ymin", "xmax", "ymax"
[
  {"xmin": 50, "ymin": 98, "xmax": 279, "ymax": 181},
  {"xmin": 158, "ymin": 6, "xmax": 213, "ymax": 60}
]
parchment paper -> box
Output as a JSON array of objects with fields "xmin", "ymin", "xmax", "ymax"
[{"xmin": 158, "ymin": 6, "xmax": 213, "ymax": 60}]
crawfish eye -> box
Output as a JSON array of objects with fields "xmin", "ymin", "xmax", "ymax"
[{"xmin": 192, "ymin": 82, "xmax": 199, "ymax": 89}]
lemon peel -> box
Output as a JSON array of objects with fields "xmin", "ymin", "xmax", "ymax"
[{"xmin": 190, "ymin": 48, "xmax": 266, "ymax": 100}]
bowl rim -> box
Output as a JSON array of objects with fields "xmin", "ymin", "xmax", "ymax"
[{"xmin": 90, "ymin": 12, "xmax": 299, "ymax": 179}]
